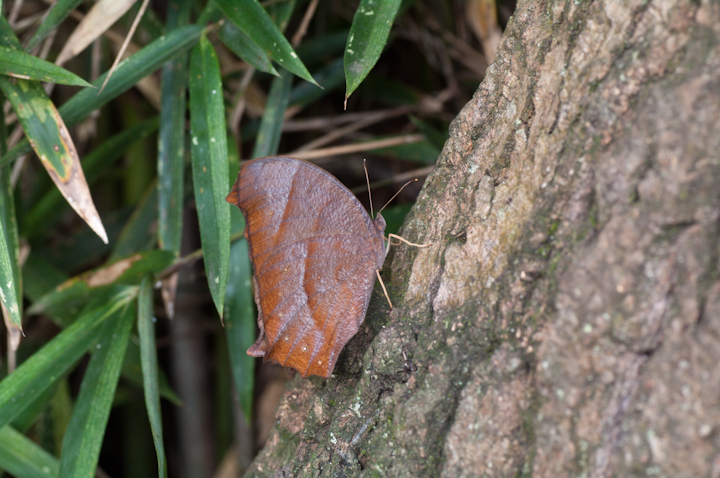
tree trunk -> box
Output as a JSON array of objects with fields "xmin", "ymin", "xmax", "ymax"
[{"xmin": 246, "ymin": 1, "xmax": 720, "ymax": 476}]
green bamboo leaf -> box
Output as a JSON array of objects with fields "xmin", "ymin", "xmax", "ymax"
[
  {"xmin": 0, "ymin": 288, "xmax": 136, "ymax": 430},
  {"xmin": 138, "ymin": 276, "xmax": 167, "ymax": 478},
  {"xmin": 0, "ymin": 46, "xmax": 93, "ymax": 86},
  {"xmin": 190, "ymin": 34, "xmax": 230, "ymax": 316},
  {"xmin": 110, "ymin": 182, "xmax": 158, "ymax": 261},
  {"xmin": 24, "ymin": 117, "xmax": 159, "ymax": 240},
  {"xmin": 25, "ymin": 0, "xmax": 85, "ymax": 52},
  {"xmin": 0, "ymin": 194, "xmax": 20, "ymax": 328},
  {"xmin": 225, "ymin": 146, "xmax": 255, "ymax": 421},
  {"xmin": 213, "ymin": 0, "xmax": 317, "ymax": 85},
  {"xmin": 1, "ymin": 25, "xmax": 205, "ymax": 168},
  {"xmin": 0, "ymin": 15, "xmax": 21, "ymax": 50},
  {"xmin": 252, "ymin": 69, "xmax": 292, "ymax": 158},
  {"xmin": 0, "ymin": 91, "xmax": 21, "ymax": 328},
  {"xmin": 157, "ymin": 0, "xmax": 191, "ymax": 256},
  {"xmin": 0, "ymin": 77, "xmax": 108, "ymax": 244},
  {"xmin": 58, "ymin": 301, "xmax": 134, "ymax": 478},
  {"xmin": 344, "ymin": 0, "xmax": 402, "ymax": 98},
  {"xmin": 225, "ymin": 235, "xmax": 256, "ymax": 421},
  {"xmin": 0, "ymin": 425, "xmax": 59, "ymax": 478},
  {"xmin": 218, "ymin": 21, "xmax": 279, "ymax": 76}
]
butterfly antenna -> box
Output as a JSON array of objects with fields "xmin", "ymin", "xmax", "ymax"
[
  {"xmin": 364, "ymin": 159, "xmax": 374, "ymax": 218},
  {"xmin": 377, "ymin": 179, "xmax": 418, "ymax": 216}
]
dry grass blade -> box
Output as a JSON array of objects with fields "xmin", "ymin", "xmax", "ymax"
[
  {"xmin": 349, "ymin": 165, "xmax": 435, "ymax": 194},
  {"xmin": 55, "ymin": 0, "xmax": 139, "ymax": 67},
  {"xmin": 99, "ymin": 0, "xmax": 150, "ymax": 93}
]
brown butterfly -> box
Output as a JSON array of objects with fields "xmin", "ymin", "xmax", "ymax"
[{"xmin": 226, "ymin": 156, "xmax": 388, "ymax": 378}]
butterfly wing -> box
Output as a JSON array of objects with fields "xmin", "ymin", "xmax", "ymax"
[{"xmin": 227, "ymin": 156, "xmax": 386, "ymax": 378}]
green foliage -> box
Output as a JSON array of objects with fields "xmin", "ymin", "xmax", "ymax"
[{"xmin": 0, "ymin": 0, "xmax": 477, "ymax": 474}]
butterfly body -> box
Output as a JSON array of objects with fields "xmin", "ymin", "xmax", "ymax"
[{"xmin": 226, "ymin": 156, "xmax": 386, "ymax": 378}]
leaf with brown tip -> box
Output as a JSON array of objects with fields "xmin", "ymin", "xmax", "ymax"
[{"xmin": 0, "ymin": 78, "xmax": 108, "ymax": 243}]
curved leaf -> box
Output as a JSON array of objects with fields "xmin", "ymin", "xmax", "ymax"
[
  {"xmin": 0, "ymin": 46, "xmax": 92, "ymax": 86},
  {"xmin": 0, "ymin": 77, "xmax": 108, "ymax": 243},
  {"xmin": 157, "ymin": 0, "xmax": 191, "ymax": 256}
]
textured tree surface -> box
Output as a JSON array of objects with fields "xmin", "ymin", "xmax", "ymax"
[{"xmin": 246, "ymin": 1, "xmax": 720, "ymax": 476}]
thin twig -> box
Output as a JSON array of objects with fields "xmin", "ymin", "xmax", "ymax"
[
  {"xmin": 291, "ymin": 106, "xmax": 412, "ymax": 153},
  {"xmin": 291, "ymin": 0, "xmax": 320, "ymax": 47},
  {"xmin": 349, "ymin": 165, "xmax": 435, "ymax": 195},
  {"xmin": 230, "ymin": 66, "xmax": 257, "ymax": 143},
  {"xmin": 7, "ymin": 0, "xmax": 25, "ymax": 27},
  {"xmin": 290, "ymin": 134, "xmax": 425, "ymax": 161}
]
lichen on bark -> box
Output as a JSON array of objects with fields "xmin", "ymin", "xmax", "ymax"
[{"xmin": 246, "ymin": 1, "xmax": 720, "ymax": 476}]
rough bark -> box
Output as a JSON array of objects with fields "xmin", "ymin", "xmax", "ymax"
[{"xmin": 246, "ymin": 0, "xmax": 720, "ymax": 476}]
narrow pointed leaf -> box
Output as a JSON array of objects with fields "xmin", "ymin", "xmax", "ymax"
[
  {"xmin": 0, "ymin": 92, "xmax": 21, "ymax": 328},
  {"xmin": 58, "ymin": 302, "xmax": 134, "ymax": 478},
  {"xmin": 138, "ymin": 276, "xmax": 167, "ymax": 478},
  {"xmin": 0, "ymin": 46, "xmax": 93, "ymax": 86},
  {"xmin": 0, "ymin": 218, "xmax": 20, "ymax": 328},
  {"xmin": 0, "ymin": 77, "xmax": 108, "ymax": 242},
  {"xmin": 218, "ymin": 21, "xmax": 278, "ymax": 76},
  {"xmin": 214, "ymin": 0, "xmax": 317, "ymax": 85},
  {"xmin": 252, "ymin": 69, "xmax": 292, "ymax": 158},
  {"xmin": 225, "ymin": 147, "xmax": 255, "ymax": 421},
  {"xmin": 1, "ymin": 25, "xmax": 205, "ymax": 167},
  {"xmin": 26, "ymin": 0, "xmax": 85, "ymax": 52},
  {"xmin": 225, "ymin": 234, "xmax": 256, "ymax": 421},
  {"xmin": 0, "ymin": 425, "xmax": 59, "ymax": 478},
  {"xmin": 344, "ymin": 0, "xmax": 402, "ymax": 98},
  {"xmin": 190, "ymin": 35, "xmax": 229, "ymax": 316},
  {"xmin": 157, "ymin": 0, "xmax": 191, "ymax": 256},
  {"xmin": 0, "ymin": 288, "xmax": 136, "ymax": 430}
]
